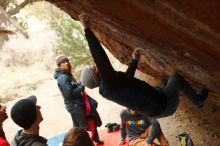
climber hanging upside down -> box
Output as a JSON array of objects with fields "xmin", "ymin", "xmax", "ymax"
[{"xmin": 79, "ymin": 13, "xmax": 208, "ymax": 118}]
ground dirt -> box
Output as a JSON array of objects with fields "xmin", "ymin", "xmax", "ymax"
[{"xmin": 4, "ymin": 79, "xmax": 220, "ymax": 146}]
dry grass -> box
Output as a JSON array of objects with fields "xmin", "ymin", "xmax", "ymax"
[
  {"xmin": 0, "ymin": 23, "xmax": 57, "ymax": 102},
  {"xmin": 0, "ymin": 64, "xmax": 53, "ymax": 102}
]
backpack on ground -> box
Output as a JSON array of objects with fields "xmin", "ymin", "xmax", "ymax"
[{"xmin": 177, "ymin": 132, "xmax": 194, "ymax": 146}]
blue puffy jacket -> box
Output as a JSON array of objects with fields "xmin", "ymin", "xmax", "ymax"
[{"xmin": 54, "ymin": 69, "xmax": 85, "ymax": 113}]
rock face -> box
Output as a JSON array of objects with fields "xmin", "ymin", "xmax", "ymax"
[
  {"xmin": 0, "ymin": 6, "xmax": 28, "ymax": 47},
  {"xmin": 47, "ymin": 0, "xmax": 220, "ymax": 101}
]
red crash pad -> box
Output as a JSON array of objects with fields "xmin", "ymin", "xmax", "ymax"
[{"xmin": 95, "ymin": 129, "xmax": 128, "ymax": 146}]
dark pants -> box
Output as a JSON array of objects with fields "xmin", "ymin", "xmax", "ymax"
[
  {"xmin": 70, "ymin": 107, "xmax": 88, "ymax": 129},
  {"xmin": 70, "ymin": 106, "xmax": 102, "ymax": 141},
  {"xmin": 85, "ymin": 29, "xmax": 118, "ymax": 89},
  {"xmin": 70, "ymin": 95, "xmax": 99, "ymax": 128},
  {"xmin": 93, "ymin": 125, "xmax": 101, "ymax": 142},
  {"xmin": 159, "ymin": 73, "xmax": 202, "ymax": 117}
]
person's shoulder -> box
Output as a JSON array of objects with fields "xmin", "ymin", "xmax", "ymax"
[
  {"xmin": 57, "ymin": 72, "xmax": 71, "ymax": 81},
  {"xmin": 31, "ymin": 139, "xmax": 47, "ymax": 146},
  {"xmin": 28, "ymin": 135, "xmax": 47, "ymax": 146}
]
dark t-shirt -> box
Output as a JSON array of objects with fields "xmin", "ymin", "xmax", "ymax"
[{"xmin": 120, "ymin": 109, "xmax": 161, "ymax": 143}]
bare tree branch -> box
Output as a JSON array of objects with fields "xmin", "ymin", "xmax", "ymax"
[
  {"xmin": 7, "ymin": 0, "xmax": 41, "ymax": 15},
  {"xmin": 0, "ymin": 0, "xmax": 10, "ymax": 10}
]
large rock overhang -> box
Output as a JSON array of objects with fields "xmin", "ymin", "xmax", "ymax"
[{"xmin": 46, "ymin": 0, "xmax": 220, "ymax": 101}]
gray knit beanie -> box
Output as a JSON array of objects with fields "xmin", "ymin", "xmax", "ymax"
[
  {"xmin": 56, "ymin": 55, "xmax": 68, "ymax": 66},
  {"xmin": 80, "ymin": 66, "xmax": 100, "ymax": 89}
]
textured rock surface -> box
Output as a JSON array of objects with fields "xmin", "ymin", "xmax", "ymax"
[
  {"xmin": 46, "ymin": 0, "xmax": 220, "ymax": 102},
  {"xmin": 0, "ymin": 6, "xmax": 27, "ymax": 38}
]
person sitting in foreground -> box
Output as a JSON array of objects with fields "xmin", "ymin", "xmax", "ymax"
[
  {"xmin": 119, "ymin": 109, "xmax": 169, "ymax": 146},
  {"xmin": 63, "ymin": 127, "xmax": 94, "ymax": 146},
  {"xmin": 10, "ymin": 95, "xmax": 47, "ymax": 146}
]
